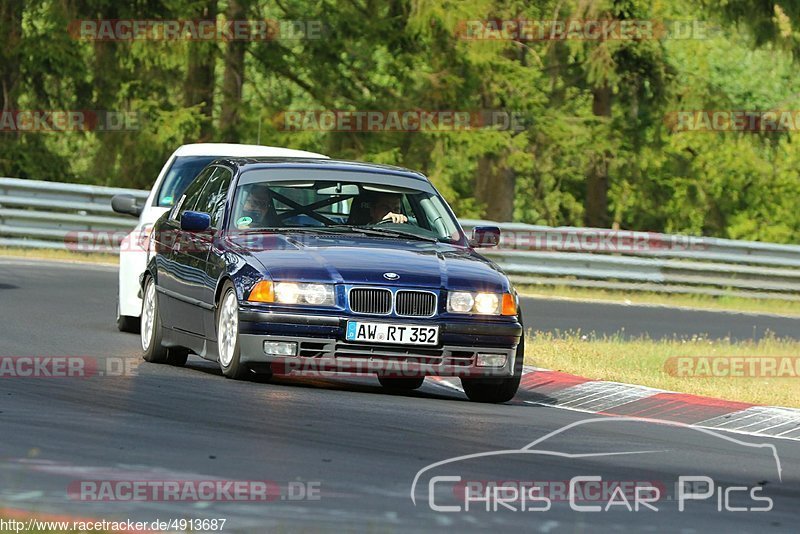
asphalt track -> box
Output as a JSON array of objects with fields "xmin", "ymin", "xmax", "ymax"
[
  {"xmin": 1, "ymin": 258, "xmax": 799, "ymax": 533},
  {"xmin": 520, "ymin": 297, "xmax": 800, "ymax": 341}
]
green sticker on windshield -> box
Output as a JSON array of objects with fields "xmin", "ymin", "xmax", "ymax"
[
  {"xmin": 163, "ymin": 196, "xmax": 174, "ymax": 205},
  {"xmin": 236, "ymin": 216, "xmax": 253, "ymax": 228}
]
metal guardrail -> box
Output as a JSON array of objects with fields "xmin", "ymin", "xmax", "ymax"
[
  {"xmin": 457, "ymin": 221, "xmax": 800, "ymax": 300},
  {"xmin": 0, "ymin": 177, "xmax": 147, "ymax": 251},
  {"xmin": 1, "ymin": 178, "xmax": 799, "ymax": 300}
]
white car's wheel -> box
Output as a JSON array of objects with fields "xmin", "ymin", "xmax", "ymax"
[{"xmin": 116, "ymin": 299, "xmax": 140, "ymax": 333}]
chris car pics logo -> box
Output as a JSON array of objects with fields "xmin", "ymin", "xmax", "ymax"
[{"xmin": 410, "ymin": 418, "xmax": 780, "ymax": 513}]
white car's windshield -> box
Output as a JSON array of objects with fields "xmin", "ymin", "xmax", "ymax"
[{"xmin": 156, "ymin": 156, "xmax": 218, "ymax": 207}]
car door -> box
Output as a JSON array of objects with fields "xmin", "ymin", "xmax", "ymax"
[
  {"xmin": 158, "ymin": 166, "xmax": 215, "ymax": 332},
  {"xmin": 170, "ymin": 167, "xmax": 230, "ymax": 335},
  {"xmin": 184, "ymin": 166, "xmax": 233, "ymax": 339}
]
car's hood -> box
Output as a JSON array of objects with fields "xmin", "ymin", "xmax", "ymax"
[{"xmin": 225, "ymin": 233, "xmax": 510, "ymax": 292}]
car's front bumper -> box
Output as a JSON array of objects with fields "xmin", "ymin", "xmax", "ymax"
[{"xmin": 237, "ymin": 310, "xmax": 522, "ymax": 378}]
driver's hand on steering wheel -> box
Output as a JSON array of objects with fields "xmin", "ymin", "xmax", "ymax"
[{"xmin": 381, "ymin": 212, "xmax": 408, "ymax": 224}]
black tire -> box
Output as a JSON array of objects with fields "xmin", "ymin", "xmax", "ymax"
[
  {"xmin": 216, "ymin": 281, "xmax": 249, "ymax": 380},
  {"xmin": 248, "ymin": 363, "xmax": 274, "ymax": 381},
  {"xmin": 165, "ymin": 348, "xmax": 189, "ymax": 367},
  {"xmin": 461, "ymin": 336, "xmax": 524, "ymax": 404},
  {"xmin": 141, "ymin": 276, "xmax": 169, "ymax": 363},
  {"xmin": 116, "ymin": 300, "xmax": 140, "ymax": 333},
  {"xmin": 378, "ymin": 376, "xmax": 425, "ymax": 390}
]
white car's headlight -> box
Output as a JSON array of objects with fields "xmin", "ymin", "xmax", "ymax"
[
  {"xmin": 248, "ymin": 281, "xmax": 335, "ymax": 306},
  {"xmin": 447, "ymin": 291, "xmax": 517, "ymax": 316}
]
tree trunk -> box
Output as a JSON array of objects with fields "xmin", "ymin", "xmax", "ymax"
[
  {"xmin": 476, "ymin": 155, "xmax": 516, "ymax": 222},
  {"xmin": 585, "ymin": 84, "xmax": 612, "ymax": 227},
  {"xmin": 219, "ymin": 0, "xmax": 247, "ymax": 142},
  {"xmin": 0, "ymin": 1, "xmax": 23, "ymax": 177},
  {"xmin": 0, "ymin": 1, "xmax": 22, "ymax": 110},
  {"xmin": 185, "ymin": 0, "xmax": 218, "ymax": 140},
  {"xmin": 90, "ymin": 40, "xmax": 121, "ymax": 183}
]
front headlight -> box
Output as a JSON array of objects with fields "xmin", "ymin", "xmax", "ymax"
[
  {"xmin": 447, "ymin": 291, "xmax": 475, "ymax": 313},
  {"xmin": 248, "ymin": 281, "xmax": 335, "ymax": 306},
  {"xmin": 474, "ymin": 293, "xmax": 500, "ymax": 314},
  {"xmin": 447, "ymin": 291, "xmax": 517, "ymax": 316}
]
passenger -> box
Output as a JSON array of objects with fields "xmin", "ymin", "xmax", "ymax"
[
  {"xmin": 349, "ymin": 191, "xmax": 408, "ymax": 225},
  {"xmin": 236, "ymin": 185, "xmax": 274, "ymax": 228}
]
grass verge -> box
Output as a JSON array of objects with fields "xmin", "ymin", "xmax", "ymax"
[
  {"xmin": 517, "ymin": 284, "xmax": 800, "ymax": 317},
  {"xmin": 0, "ymin": 247, "xmax": 118, "ymax": 265},
  {"xmin": 524, "ymin": 332, "xmax": 800, "ymax": 408}
]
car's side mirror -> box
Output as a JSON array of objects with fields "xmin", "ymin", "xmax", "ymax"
[
  {"xmin": 111, "ymin": 194, "xmax": 143, "ymax": 217},
  {"xmin": 470, "ymin": 226, "xmax": 501, "ymax": 248},
  {"xmin": 181, "ymin": 211, "xmax": 211, "ymax": 232}
]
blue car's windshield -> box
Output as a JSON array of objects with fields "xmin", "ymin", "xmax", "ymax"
[
  {"xmin": 230, "ymin": 171, "xmax": 465, "ymax": 243},
  {"xmin": 155, "ymin": 155, "xmax": 219, "ymax": 207}
]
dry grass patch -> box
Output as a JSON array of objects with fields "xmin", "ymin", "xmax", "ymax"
[{"xmin": 524, "ymin": 332, "xmax": 800, "ymax": 408}]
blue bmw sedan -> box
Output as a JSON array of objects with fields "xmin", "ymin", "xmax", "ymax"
[{"xmin": 141, "ymin": 158, "xmax": 524, "ymax": 403}]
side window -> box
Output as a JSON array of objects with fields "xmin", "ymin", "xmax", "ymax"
[
  {"xmin": 211, "ymin": 169, "xmax": 233, "ymax": 228},
  {"xmin": 179, "ymin": 166, "xmax": 215, "ymax": 220},
  {"xmin": 192, "ymin": 167, "xmax": 222, "ymax": 217},
  {"xmin": 198, "ymin": 167, "xmax": 233, "ymax": 229}
]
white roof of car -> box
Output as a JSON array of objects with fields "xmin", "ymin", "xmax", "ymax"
[{"xmin": 173, "ymin": 143, "xmax": 328, "ymax": 159}]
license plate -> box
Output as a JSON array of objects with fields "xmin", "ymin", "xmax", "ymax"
[{"xmin": 346, "ymin": 321, "xmax": 439, "ymax": 346}]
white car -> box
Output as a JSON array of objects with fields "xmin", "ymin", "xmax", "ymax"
[{"xmin": 111, "ymin": 143, "xmax": 328, "ymax": 332}]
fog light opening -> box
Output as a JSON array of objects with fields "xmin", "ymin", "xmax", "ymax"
[
  {"xmin": 476, "ymin": 353, "xmax": 507, "ymax": 367},
  {"xmin": 263, "ymin": 341, "xmax": 298, "ymax": 356}
]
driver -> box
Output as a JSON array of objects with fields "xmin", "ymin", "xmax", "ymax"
[
  {"xmin": 368, "ymin": 192, "xmax": 408, "ymax": 224},
  {"xmin": 236, "ymin": 184, "xmax": 273, "ymax": 229}
]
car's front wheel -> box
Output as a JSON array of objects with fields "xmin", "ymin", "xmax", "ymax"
[
  {"xmin": 461, "ymin": 336, "xmax": 524, "ymax": 403},
  {"xmin": 377, "ymin": 376, "xmax": 425, "ymax": 390},
  {"xmin": 217, "ymin": 282, "xmax": 249, "ymax": 380},
  {"xmin": 140, "ymin": 277, "xmax": 189, "ymax": 366}
]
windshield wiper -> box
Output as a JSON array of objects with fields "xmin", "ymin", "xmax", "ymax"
[
  {"xmin": 239, "ymin": 226, "xmax": 362, "ymax": 234},
  {"xmin": 329, "ymin": 225, "xmax": 439, "ymax": 243},
  {"xmin": 238, "ymin": 225, "xmax": 440, "ymax": 243}
]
